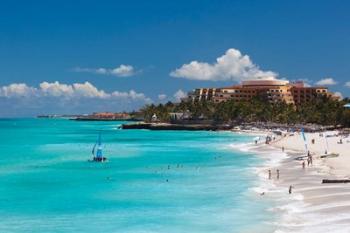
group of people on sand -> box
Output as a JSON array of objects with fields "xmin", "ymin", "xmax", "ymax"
[
  {"xmin": 266, "ymin": 169, "xmax": 293, "ymax": 195},
  {"xmin": 268, "ymin": 169, "xmax": 279, "ymax": 180}
]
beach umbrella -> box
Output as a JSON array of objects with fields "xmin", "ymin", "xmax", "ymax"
[{"xmin": 344, "ymin": 103, "xmax": 350, "ymax": 108}]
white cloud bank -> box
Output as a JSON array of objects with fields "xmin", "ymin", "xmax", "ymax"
[
  {"xmin": 158, "ymin": 94, "xmax": 167, "ymax": 101},
  {"xmin": 73, "ymin": 64, "xmax": 138, "ymax": 77},
  {"xmin": 0, "ymin": 81, "xmax": 151, "ymax": 117},
  {"xmin": 173, "ymin": 89, "xmax": 187, "ymax": 101},
  {"xmin": 0, "ymin": 81, "xmax": 151, "ymax": 100},
  {"xmin": 345, "ymin": 81, "xmax": 350, "ymax": 88},
  {"xmin": 170, "ymin": 48, "xmax": 277, "ymax": 81},
  {"xmin": 333, "ymin": 91, "xmax": 343, "ymax": 100},
  {"xmin": 0, "ymin": 83, "xmax": 37, "ymax": 98},
  {"xmin": 315, "ymin": 78, "xmax": 337, "ymax": 86}
]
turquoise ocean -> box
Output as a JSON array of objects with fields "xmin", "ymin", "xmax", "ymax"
[{"xmin": 0, "ymin": 119, "xmax": 275, "ymax": 233}]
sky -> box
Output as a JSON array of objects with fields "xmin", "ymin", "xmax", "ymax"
[{"xmin": 0, "ymin": 0, "xmax": 349, "ymax": 117}]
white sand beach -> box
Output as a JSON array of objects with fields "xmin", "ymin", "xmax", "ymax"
[
  {"xmin": 273, "ymin": 131, "xmax": 350, "ymax": 177},
  {"xmin": 253, "ymin": 130, "xmax": 350, "ymax": 233}
]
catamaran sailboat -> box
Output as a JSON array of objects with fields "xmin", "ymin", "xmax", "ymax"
[
  {"xmin": 320, "ymin": 132, "xmax": 339, "ymax": 158},
  {"xmin": 90, "ymin": 132, "xmax": 107, "ymax": 162}
]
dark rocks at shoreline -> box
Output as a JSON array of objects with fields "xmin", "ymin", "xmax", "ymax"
[
  {"xmin": 121, "ymin": 123, "xmax": 232, "ymax": 131},
  {"xmin": 121, "ymin": 121, "xmax": 342, "ymax": 132}
]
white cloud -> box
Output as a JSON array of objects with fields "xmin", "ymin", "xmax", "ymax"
[
  {"xmin": 72, "ymin": 82, "xmax": 109, "ymax": 98},
  {"xmin": 315, "ymin": 78, "xmax": 337, "ymax": 86},
  {"xmin": 0, "ymin": 81, "xmax": 150, "ymax": 100},
  {"xmin": 333, "ymin": 91, "xmax": 343, "ymax": 100},
  {"xmin": 0, "ymin": 83, "xmax": 37, "ymax": 98},
  {"xmin": 110, "ymin": 65, "xmax": 135, "ymax": 77},
  {"xmin": 158, "ymin": 94, "xmax": 167, "ymax": 101},
  {"xmin": 0, "ymin": 82, "xmax": 152, "ymax": 116},
  {"xmin": 40, "ymin": 81, "xmax": 74, "ymax": 97},
  {"xmin": 345, "ymin": 81, "xmax": 350, "ymax": 88},
  {"xmin": 111, "ymin": 90, "xmax": 152, "ymax": 103},
  {"xmin": 73, "ymin": 64, "xmax": 138, "ymax": 77},
  {"xmin": 170, "ymin": 48, "xmax": 277, "ymax": 81},
  {"xmin": 173, "ymin": 89, "xmax": 187, "ymax": 102}
]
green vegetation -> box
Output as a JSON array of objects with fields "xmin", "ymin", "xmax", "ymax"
[{"xmin": 140, "ymin": 96, "xmax": 350, "ymax": 127}]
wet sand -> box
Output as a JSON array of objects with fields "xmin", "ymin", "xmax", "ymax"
[{"xmin": 252, "ymin": 131, "xmax": 350, "ymax": 233}]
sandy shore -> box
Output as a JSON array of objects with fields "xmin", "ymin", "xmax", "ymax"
[
  {"xmin": 250, "ymin": 130, "xmax": 350, "ymax": 232},
  {"xmin": 272, "ymin": 131, "xmax": 350, "ymax": 177}
]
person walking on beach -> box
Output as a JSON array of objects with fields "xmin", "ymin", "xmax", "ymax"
[
  {"xmin": 276, "ymin": 169, "xmax": 280, "ymax": 179},
  {"xmin": 302, "ymin": 161, "xmax": 305, "ymax": 169},
  {"xmin": 282, "ymin": 146, "xmax": 284, "ymax": 152},
  {"xmin": 307, "ymin": 152, "xmax": 313, "ymax": 165},
  {"xmin": 289, "ymin": 185, "xmax": 293, "ymax": 194},
  {"xmin": 268, "ymin": 170, "xmax": 272, "ymax": 180}
]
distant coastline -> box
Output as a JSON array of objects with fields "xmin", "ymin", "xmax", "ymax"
[
  {"xmin": 37, "ymin": 112, "xmax": 143, "ymax": 122},
  {"xmin": 36, "ymin": 87, "xmax": 350, "ymax": 131}
]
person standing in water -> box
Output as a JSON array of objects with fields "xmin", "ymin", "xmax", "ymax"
[
  {"xmin": 276, "ymin": 169, "xmax": 280, "ymax": 179},
  {"xmin": 268, "ymin": 170, "xmax": 272, "ymax": 180},
  {"xmin": 289, "ymin": 185, "xmax": 293, "ymax": 194},
  {"xmin": 302, "ymin": 161, "xmax": 305, "ymax": 169}
]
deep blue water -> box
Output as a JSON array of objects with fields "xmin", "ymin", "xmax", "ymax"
[{"xmin": 0, "ymin": 119, "xmax": 274, "ymax": 233}]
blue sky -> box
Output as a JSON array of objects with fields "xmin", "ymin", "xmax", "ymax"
[{"xmin": 0, "ymin": 0, "xmax": 349, "ymax": 116}]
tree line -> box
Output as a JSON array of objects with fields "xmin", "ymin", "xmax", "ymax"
[{"xmin": 139, "ymin": 96, "xmax": 350, "ymax": 127}]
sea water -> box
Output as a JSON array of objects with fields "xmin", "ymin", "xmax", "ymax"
[{"xmin": 0, "ymin": 119, "xmax": 276, "ymax": 233}]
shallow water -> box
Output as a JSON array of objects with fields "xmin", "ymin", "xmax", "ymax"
[{"xmin": 0, "ymin": 119, "xmax": 275, "ymax": 233}]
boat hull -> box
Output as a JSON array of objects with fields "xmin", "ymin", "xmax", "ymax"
[{"xmin": 89, "ymin": 157, "xmax": 107, "ymax": 162}]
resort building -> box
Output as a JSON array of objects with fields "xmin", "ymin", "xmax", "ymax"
[
  {"xmin": 187, "ymin": 88, "xmax": 219, "ymax": 102},
  {"xmin": 187, "ymin": 79, "xmax": 333, "ymax": 105}
]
